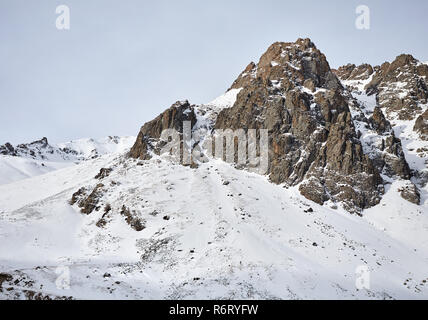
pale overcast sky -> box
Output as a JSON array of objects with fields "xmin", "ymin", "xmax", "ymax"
[{"xmin": 1, "ymin": 0, "xmax": 427, "ymax": 144}]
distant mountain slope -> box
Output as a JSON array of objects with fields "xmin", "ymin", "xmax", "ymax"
[{"xmin": 0, "ymin": 136, "xmax": 135, "ymax": 185}]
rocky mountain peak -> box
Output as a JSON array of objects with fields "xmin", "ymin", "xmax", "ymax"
[
  {"xmin": 230, "ymin": 38, "xmax": 341, "ymax": 93},
  {"xmin": 130, "ymin": 38, "xmax": 390, "ymax": 212},
  {"xmin": 0, "ymin": 137, "xmax": 52, "ymax": 158},
  {"xmin": 27, "ymin": 137, "xmax": 49, "ymax": 148}
]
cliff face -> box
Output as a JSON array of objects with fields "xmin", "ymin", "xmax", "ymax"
[
  {"xmin": 129, "ymin": 38, "xmax": 426, "ymax": 212},
  {"xmin": 215, "ymin": 39, "xmax": 382, "ymax": 212},
  {"xmin": 129, "ymin": 101, "xmax": 197, "ymax": 160}
]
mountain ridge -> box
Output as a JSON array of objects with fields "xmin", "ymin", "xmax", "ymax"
[
  {"xmin": 129, "ymin": 38, "xmax": 426, "ymax": 212},
  {"xmin": 0, "ymin": 136, "xmax": 135, "ymax": 185}
]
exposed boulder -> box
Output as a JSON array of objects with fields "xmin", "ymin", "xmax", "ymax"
[
  {"xmin": 0, "ymin": 273, "xmax": 13, "ymax": 290},
  {"xmin": 95, "ymin": 167, "xmax": 113, "ymax": 180},
  {"xmin": 399, "ymin": 182, "xmax": 421, "ymax": 205},
  {"xmin": 370, "ymin": 107, "xmax": 391, "ymax": 134},
  {"xmin": 70, "ymin": 183, "xmax": 105, "ymax": 214}
]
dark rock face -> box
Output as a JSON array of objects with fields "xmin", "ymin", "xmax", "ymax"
[
  {"xmin": 382, "ymin": 134, "xmax": 411, "ymax": 179},
  {"xmin": 370, "ymin": 107, "xmax": 392, "ymax": 134},
  {"xmin": 0, "ymin": 142, "xmax": 16, "ymax": 156},
  {"xmin": 129, "ymin": 101, "xmax": 197, "ymax": 160},
  {"xmin": 214, "ymin": 39, "xmax": 383, "ymax": 212},
  {"xmin": 414, "ymin": 109, "xmax": 428, "ymax": 140},
  {"xmin": 0, "ymin": 273, "xmax": 13, "ymax": 290}
]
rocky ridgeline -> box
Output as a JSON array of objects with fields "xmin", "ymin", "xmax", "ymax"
[
  {"xmin": 367, "ymin": 55, "xmax": 428, "ymax": 122},
  {"xmin": 131, "ymin": 38, "xmax": 417, "ymax": 213},
  {"xmin": 0, "ymin": 136, "xmax": 133, "ymax": 162},
  {"xmin": 0, "ymin": 137, "xmax": 78, "ymax": 160},
  {"xmin": 335, "ymin": 55, "xmax": 428, "ymax": 203},
  {"xmin": 335, "ymin": 56, "xmax": 428, "ymax": 128}
]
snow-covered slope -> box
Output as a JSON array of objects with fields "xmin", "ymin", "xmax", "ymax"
[
  {"xmin": 0, "ymin": 152, "xmax": 427, "ymax": 299},
  {"xmin": 57, "ymin": 136, "xmax": 136, "ymax": 160},
  {"xmin": 0, "ymin": 136, "xmax": 135, "ymax": 185},
  {"xmin": 0, "ymin": 156, "xmax": 72, "ymax": 186}
]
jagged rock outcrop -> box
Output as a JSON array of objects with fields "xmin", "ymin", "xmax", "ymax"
[
  {"xmin": 0, "ymin": 137, "xmax": 51, "ymax": 158},
  {"xmin": 70, "ymin": 184, "xmax": 105, "ymax": 214},
  {"xmin": 399, "ymin": 182, "xmax": 421, "ymax": 205},
  {"xmin": 361, "ymin": 106, "xmax": 411, "ymax": 179},
  {"xmin": 335, "ymin": 56, "xmax": 428, "ymax": 204},
  {"xmin": 0, "ymin": 137, "xmax": 107, "ymax": 161},
  {"xmin": 333, "ymin": 63, "xmax": 374, "ymax": 81},
  {"xmin": 370, "ymin": 106, "xmax": 392, "ymax": 134},
  {"xmin": 365, "ymin": 54, "xmax": 428, "ymax": 121},
  {"xmin": 129, "ymin": 101, "xmax": 197, "ymax": 160},
  {"xmin": 0, "ymin": 142, "xmax": 16, "ymax": 156}
]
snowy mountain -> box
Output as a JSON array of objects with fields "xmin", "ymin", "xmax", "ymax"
[
  {"xmin": 1, "ymin": 38, "xmax": 427, "ymax": 300},
  {"xmin": 334, "ymin": 55, "xmax": 428, "ymax": 206},
  {"xmin": 0, "ymin": 136, "xmax": 135, "ymax": 185}
]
